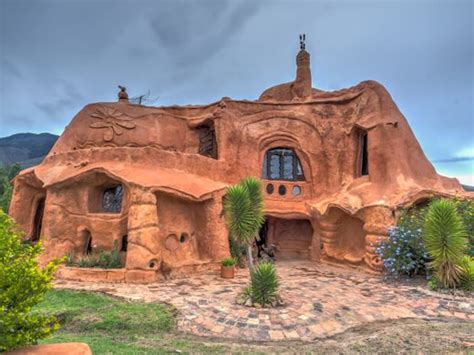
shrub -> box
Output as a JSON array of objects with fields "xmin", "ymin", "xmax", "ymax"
[
  {"xmin": 0, "ymin": 209, "xmax": 63, "ymax": 351},
  {"xmin": 229, "ymin": 234, "xmax": 246, "ymax": 267},
  {"xmin": 423, "ymin": 199, "xmax": 468, "ymax": 288},
  {"xmin": 376, "ymin": 208, "xmax": 429, "ymax": 276},
  {"xmin": 250, "ymin": 261, "xmax": 279, "ymax": 306},
  {"xmin": 453, "ymin": 199, "xmax": 474, "ymax": 257},
  {"xmin": 0, "ymin": 164, "xmax": 21, "ymax": 213},
  {"xmin": 459, "ymin": 256, "xmax": 474, "ymax": 291},
  {"xmin": 69, "ymin": 241, "xmax": 122, "ymax": 269},
  {"xmin": 221, "ymin": 257, "xmax": 236, "ymax": 267}
]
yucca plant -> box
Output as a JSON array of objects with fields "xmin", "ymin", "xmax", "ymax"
[
  {"xmin": 423, "ymin": 199, "xmax": 468, "ymax": 288},
  {"xmin": 224, "ymin": 177, "xmax": 264, "ymax": 272},
  {"xmin": 250, "ymin": 261, "xmax": 279, "ymax": 306}
]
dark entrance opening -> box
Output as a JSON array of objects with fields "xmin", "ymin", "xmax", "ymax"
[
  {"xmin": 266, "ymin": 217, "xmax": 313, "ymax": 259},
  {"xmin": 31, "ymin": 197, "xmax": 45, "ymax": 243},
  {"xmin": 84, "ymin": 232, "xmax": 93, "ymax": 255}
]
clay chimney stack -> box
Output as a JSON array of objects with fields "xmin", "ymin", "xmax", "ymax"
[{"xmin": 293, "ymin": 34, "xmax": 312, "ymax": 99}]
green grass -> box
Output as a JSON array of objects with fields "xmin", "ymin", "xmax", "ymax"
[{"xmin": 35, "ymin": 289, "xmax": 228, "ymax": 354}]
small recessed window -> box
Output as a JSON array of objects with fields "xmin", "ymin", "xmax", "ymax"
[
  {"xmin": 266, "ymin": 183, "xmax": 274, "ymax": 194},
  {"xmin": 278, "ymin": 185, "xmax": 287, "ymax": 196},
  {"xmin": 102, "ymin": 185, "xmax": 123, "ymax": 213},
  {"xmin": 180, "ymin": 233, "xmax": 188, "ymax": 243},
  {"xmin": 292, "ymin": 185, "xmax": 302, "ymax": 196},
  {"xmin": 356, "ymin": 130, "xmax": 369, "ymax": 177}
]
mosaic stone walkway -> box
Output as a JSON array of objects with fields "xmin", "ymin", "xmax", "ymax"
[{"xmin": 55, "ymin": 261, "xmax": 473, "ymax": 342}]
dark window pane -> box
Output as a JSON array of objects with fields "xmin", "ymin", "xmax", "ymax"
[
  {"xmin": 103, "ymin": 185, "xmax": 123, "ymax": 213},
  {"xmin": 266, "ymin": 183, "xmax": 274, "ymax": 194},
  {"xmin": 278, "ymin": 185, "xmax": 287, "ymax": 195},
  {"xmin": 270, "ymin": 154, "xmax": 280, "ymax": 179},
  {"xmin": 283, "ymin": 155, "xmax": 294, "ymax": 180}
]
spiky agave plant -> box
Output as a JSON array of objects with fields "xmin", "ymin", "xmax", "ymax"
[
  {"xmin": 423, "ymin": 199, "xmax": 468, "ymax": 288},
  {"xmin": 250, "ymin": 261, "xmax": 279, "ymax": 306},
  {"xmin": 224, "ymin": 177, "xmax": 264, "ymax": 272}
]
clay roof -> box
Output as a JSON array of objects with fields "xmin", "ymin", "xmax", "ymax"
[{"xmin": 33, "ymin": 162, "xmax": 227, "ymax": 201}]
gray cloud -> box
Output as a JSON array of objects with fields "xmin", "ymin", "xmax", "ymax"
[
  {"xmin": 0, "ymin": 0, "xmax": 472, "ymax": 183},
  {"xmin": 149, "ymin": 0, "xmax": 261, "ymax": 66},
  {"xmin": 33, "ymin": 80, "xmax": 84, "ymax": 117},
  {"xmin": 433, "ymin": 157, "xmax": 474, "ymax": 163}
]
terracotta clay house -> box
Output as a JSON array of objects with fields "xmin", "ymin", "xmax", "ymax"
[{"xmin": 9, "ymin": 40, "xmax": 466, "ymax": 281}]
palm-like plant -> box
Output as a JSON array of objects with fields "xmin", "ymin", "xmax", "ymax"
[
  {"xmin": 250, "ymin": 261, "xmax": 279, "ymax": 306},
  {"xmin": 423, "ymin": 199, "xmax": 468, "ymax": 288},
  {"xmin": 224, "ymin": 177, "xmax": 264, "ymax": 272}
]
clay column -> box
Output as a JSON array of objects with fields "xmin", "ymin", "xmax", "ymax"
[
  {"xmin": 125, "ymin": 186, "xmax": 162, "ymax": 270},
  {"xmin": 201, "ymin": 190, "xmax": 230, "ymax": 261},
  {"xmin": 362, "ymin": 206, "xmax": 394, "ymax": 271}
]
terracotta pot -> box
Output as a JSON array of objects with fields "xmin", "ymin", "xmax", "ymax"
[{"xmin": 221, "ymin": 265, "xmax": 235, "ymax": 279}]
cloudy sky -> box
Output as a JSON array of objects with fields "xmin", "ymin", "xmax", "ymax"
[{"xmin": 0, "ymin": 0, "xmax": 473, "ymax": 184}]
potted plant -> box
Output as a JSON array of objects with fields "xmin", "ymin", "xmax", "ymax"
[{"xmin": 221, "ymin": 257, "xmax": 236, "ymax": 279}]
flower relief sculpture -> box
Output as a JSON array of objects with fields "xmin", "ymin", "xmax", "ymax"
[{"xmin": 89, "ymin": 106, "xmax": 136, "ymax": 142}]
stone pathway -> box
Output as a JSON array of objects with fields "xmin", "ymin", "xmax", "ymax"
[{"xmin": 55, "ymin": 261, "xmax": 473, "ymax": 342}]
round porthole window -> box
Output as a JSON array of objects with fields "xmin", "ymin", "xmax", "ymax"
[
  {"xmin": 266, "ymin": 183, "xmax": 274, "ymax": 194},
  {"xmin": 292, "ymin": 185, "xmax": 302, "ymax": 196},
  {"xmin": 278, "ymin": 185, "xmax": 286, "ymax": 196}
]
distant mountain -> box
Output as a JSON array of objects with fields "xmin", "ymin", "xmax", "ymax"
[{"xmin": 0, "ymin": 133, "xmax": 59, "ymax": 168}]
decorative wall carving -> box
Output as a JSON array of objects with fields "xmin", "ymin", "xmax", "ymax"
[{"xmin": 90, "ymin": 106, "xmax": 136, "ymax": 142}]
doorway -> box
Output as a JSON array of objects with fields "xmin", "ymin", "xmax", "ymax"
[
  {"xmin": 266, "ymin": 217, "xmax": 313, "ymax": 259},
  {"xmin": 31, "ymin": 197, "xmax": 45, "ymax": 243}
]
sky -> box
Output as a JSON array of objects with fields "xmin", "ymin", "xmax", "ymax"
[{"xmin": 0, "ymin": 0, "xmax": 473, "ymax": 184}]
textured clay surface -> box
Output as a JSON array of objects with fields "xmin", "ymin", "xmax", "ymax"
[{"xmin": 9, "ymin": 46, "xmax": 470, "ymax": 280}]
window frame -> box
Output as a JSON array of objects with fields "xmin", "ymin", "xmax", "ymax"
[
  {"xmin": 263, "ymin": 148, "xmax": 305, "ymax": 181},
  {"xmin": 102, "ymin": 185, "xmax": 124, "ymax": 213}
]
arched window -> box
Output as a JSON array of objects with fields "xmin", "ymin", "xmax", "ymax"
[
  {"xmin": 262, "ymin": 148, "xmax": 305, "ymax": 181},
  {"xmin": 102, "ymin": 185, "xmax": 123, "ymax": 213}
]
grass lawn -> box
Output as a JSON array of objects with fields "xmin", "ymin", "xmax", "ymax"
[{"xmin": 36, "ymin": 289, "xmax": 472, "ymax": 354}]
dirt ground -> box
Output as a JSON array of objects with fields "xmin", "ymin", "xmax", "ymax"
[{"xmin": 186, "ymin": 318, "xmax": 473, "ymax": 354}]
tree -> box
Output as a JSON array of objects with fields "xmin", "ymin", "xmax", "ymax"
[
  {"xmin": 224, "ymin": 177, "xmax": 264, "ymax": 272},
  {"xmin": 0, "ymin": 209, "xmax": 63, "ymax": 351},
  {"xmin": 423, "ymin": 199, "xmax": 468, "ymax": 288},
  {"xmin": 0, "ymin": 164, "xmax": 21, "ymax": 213}
]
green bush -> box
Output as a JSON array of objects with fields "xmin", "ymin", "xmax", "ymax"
[
  {"xmin": 229, "ymin": 234, "xmax": 246, "ymax": 267},
  {"xmin": 74, "ymin": 250, "xmax": 122, "ymax": 269},
  {"xmin": 0, "ymin": 209, "xmax": 63, "ymax": 351},
  {"xmin": 68, "ymin": 241, "xmax": 122, "ymax": 269},
  {"xmin": 453, "ymin": 199, "xmax": 474, "ymax": 257},
  {"xmin": 250, "ymin": 261, "xmax": 279, "ymax": 306},
  {"xmin": 459, "ymin": 256, "xmax": 474, "ymax": 291},
  {"xmin": 376, "ymin": 208, "xmax": 429, "ymax": 276},
  {"xmin": 423, "ymin": 199, "xmax": 468, "ymax": 288},
  {"xmin": 0, "ymin": 164, "xmax": 21, "ymax": 213},
  {"xmin": 221, "ymin": 257, "xmax": 236, "ymax": 267}
]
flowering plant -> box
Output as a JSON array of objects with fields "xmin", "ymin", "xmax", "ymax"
[{"xmin": 376, "ymin": 208, "xmax": 429, "ymax": 277}]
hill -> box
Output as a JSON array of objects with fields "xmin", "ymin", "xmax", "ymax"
[{"xmin": 0, "ymin": 133, "xmax": 59, "ymax": 168}]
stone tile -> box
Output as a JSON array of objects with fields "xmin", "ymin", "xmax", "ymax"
[{"xmin": 54, "ymin": 260, "xmax": 473, "ymax": 343}]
